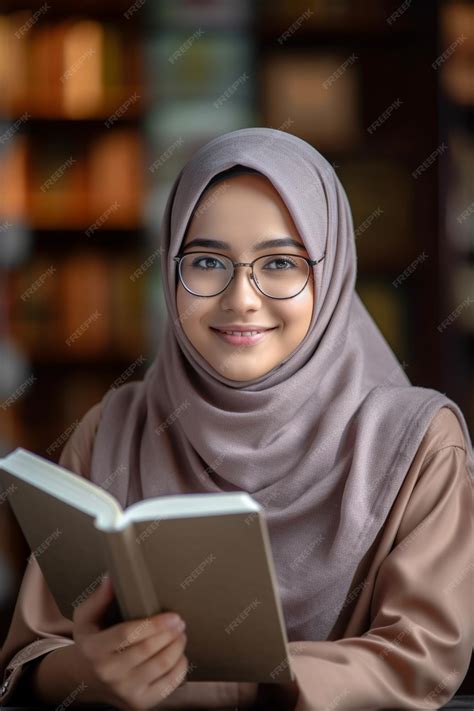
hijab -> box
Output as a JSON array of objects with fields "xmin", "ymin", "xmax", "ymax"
[{"xmin": 90, "ymin": 127, "xmax": 473, "ymax": 641}]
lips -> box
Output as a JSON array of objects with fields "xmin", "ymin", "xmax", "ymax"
[
  {"xmin": 210, "ymin": 326, "xmax": 276, "ymax": 335},
  {"xmin": 211, "ymin": 328, "xmax": 276, "ymax": 347}
]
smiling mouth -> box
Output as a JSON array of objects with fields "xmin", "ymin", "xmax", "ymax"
[{"xmin": 210, "ymin": 327, "xmax": 278, "ymax": 347}]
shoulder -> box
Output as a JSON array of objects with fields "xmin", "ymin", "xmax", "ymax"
[
  {"xmin": 393, "ymin": 406, "xmax": 472, "ymax": 547},
  {"xmin": 423, "ymin": 406, "xmax": 467, "ymax": 451},
  {"xmin": 58, "ymin": 400, "xmax": 103, "ymax": 478},
  {"xmin": 414, "ymin": 405, "xmax": 468, "ymax": 468}
]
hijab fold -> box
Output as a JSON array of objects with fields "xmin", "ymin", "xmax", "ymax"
[{"xmin": 90, "ymin": 128, "xmax": 473, "ymax": 641}]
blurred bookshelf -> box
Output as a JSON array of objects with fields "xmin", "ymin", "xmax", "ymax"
[
  {"xmin": 0, "ymin": 0, "xmax": 472, "ymax": 465},
  {"xmin": 0, "ymin": 1, "xmax": 149, "ymax": 457}
]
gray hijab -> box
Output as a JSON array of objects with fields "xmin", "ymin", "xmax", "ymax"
[{"xmin": 90, "ymin": 127, "xmax": 473, "ymax": 641}]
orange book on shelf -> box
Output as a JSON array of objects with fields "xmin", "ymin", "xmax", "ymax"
[
  {"xmin": 8, "ymin": 257, "xmax": 60, "ymax": 354},
  {"xmin": 110, "ymin": 256, "xmax": 146, "ymax": 358},
  {"xmin": 0, "ymin": 13, "xmax": 29, "ymax": 115},
  {"xmin": 60, "ymin": 253, "xmax": 111, "ymax": 358},
  {"xmin": 62, "ymin": 19, "xmax": 104, "ymax": 118},
  {"xmin": 88, "ymin": 130, "xmax": 143, "ymax": 228},
  {"xmin": 0, "ymin": 136, "xmax": 28, "ymax": 220},
  {"xmin": 29, "ymin": 25, "xmax": 62, "ymax": 116}
]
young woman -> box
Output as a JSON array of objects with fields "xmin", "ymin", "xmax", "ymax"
[{"xmin": 1, "ymin": 128, "xmax": 473, "ymax": 710}]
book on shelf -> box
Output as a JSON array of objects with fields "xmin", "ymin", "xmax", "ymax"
[
  {"xmin": 0, "ymin": 13, "xmax": 141, "ymax": 118},
  {"xmin": 0, "ymin": 448, "xmax": 293, "ymax": 683},
  {"xmin": 8, "ymin": 253, "xmax": 147, "ymax": 360}
]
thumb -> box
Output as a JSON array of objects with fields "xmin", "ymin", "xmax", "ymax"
[{"xmin": 73, "ymin": 573, "xmax": 115, "ymax": 632}]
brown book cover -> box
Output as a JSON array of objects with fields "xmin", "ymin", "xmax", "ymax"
[{"xmin": 0, "ymin": 448, "xmax": 294, "ymax": 683}]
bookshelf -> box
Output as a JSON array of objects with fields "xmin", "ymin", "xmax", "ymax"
[
  {"xmin": 257, "ymin": 0, "xmax": 474, "ymax": 432},
  {"xmin": 0, "ymin": 0, "xmax": 472, "ymax": 460},
  {"xmin": 437, "ymin": 1, "xmax": 474, "ymax": 442},
  {"xmin": 0, "ymin": 3, "xmax": 149, "ymax": 457}
]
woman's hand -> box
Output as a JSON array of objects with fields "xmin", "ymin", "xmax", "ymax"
[{"xmin": 72, "ymin": 574, "xmax": 189, "ymax": 710}]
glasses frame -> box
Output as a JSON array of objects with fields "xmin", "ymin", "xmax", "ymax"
[{"xmin": 172, "ymin": 250, "xmax": 326, "ymax": 300}]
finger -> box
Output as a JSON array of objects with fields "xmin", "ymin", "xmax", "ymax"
[
  {"xmin": 110, "ymin": 621, "xmax": 187, "ymax": 674},
  {"xmin": 136, "ymin": 631, "xmax": 188, "ymax": 686},
  {"xmin": 143, "ymin": 653, "xmax": 189, "ymax": 707},
  {"xmin": 83, "ymin": 610, "xmax": 185, "ymax": 659},
  {"xmin": 105, "ymin": 631, "xmax": 188, "ymax": 699},
  {"xmin": 73, "ymin": 574, "xmax": 115, "ymax": 636}
]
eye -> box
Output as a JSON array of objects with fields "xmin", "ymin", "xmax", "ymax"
[
  {"xmin": 191, "ymin": 256, "xmax": 227, "ymax": 270},
  {"xmin": 262, "ymin": 257, "xmax": 298, "ymax": 270}
]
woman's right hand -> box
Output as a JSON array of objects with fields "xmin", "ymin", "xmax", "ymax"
[{"xmin": 72, "ymin": 574, "xmax": 189, "ymax": 710}]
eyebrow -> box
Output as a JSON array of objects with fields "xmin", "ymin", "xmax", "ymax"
[{"xmin": 183, "ymin": 237, "xmax": 306, "ymax": 252}]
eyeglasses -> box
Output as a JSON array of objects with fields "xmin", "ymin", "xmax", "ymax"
[{"xmin": 173, "ymin": 250, "xmax": 326, "ymax": 299}]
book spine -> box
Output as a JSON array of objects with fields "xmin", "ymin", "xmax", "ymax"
[{"xmin": 99, "ymin": 524, "xmax": 161, "ymax": 621}]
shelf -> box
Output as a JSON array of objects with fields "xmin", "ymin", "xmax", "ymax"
[{"xmin": 28, "ymin": 228, "xmax": 146, "ymax": 252}]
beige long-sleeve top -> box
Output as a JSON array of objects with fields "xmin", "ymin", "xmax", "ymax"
[{"xmin": 0, "ymin": 403, "xmax": 473, "ymax": 710}]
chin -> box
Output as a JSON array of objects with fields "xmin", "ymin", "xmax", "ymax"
[{"xmin": 211, "ymin": 358, "xmax": 274, "ymax": 382}]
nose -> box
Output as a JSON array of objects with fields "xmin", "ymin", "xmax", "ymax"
[{"xmin": 219, "ymin": 264, "xmax": 262, "ymax": 308}]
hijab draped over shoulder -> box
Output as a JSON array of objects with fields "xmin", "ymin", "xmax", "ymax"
[{"xmin": 90, "ymin": 128, "xmax": 473, "ymax": 641}]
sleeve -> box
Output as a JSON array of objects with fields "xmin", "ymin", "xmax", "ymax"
[
  {"xmin": 0, "ymin": 403, "xmax": 259, "ymax": 709},
  {"xmin": 0, "ymin": 403, "xmax": 102, "ymax": 704},
  {"xmin": 281, "ymin": 443, "xmax": 474, "ymax": 711}
]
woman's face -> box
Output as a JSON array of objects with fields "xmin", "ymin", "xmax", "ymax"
[{"xmin": 176, "ymin": 173, "xmax": 315, "ymax": 381}]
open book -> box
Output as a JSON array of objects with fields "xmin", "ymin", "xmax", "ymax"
[{"xmin": 0, "ymin": 448, "xmax": 294, "ymax": 684}]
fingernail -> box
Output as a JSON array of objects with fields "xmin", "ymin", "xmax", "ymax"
[{"xmin": 167, "ymin": 615, "xmax": 185, "ymax": 630}]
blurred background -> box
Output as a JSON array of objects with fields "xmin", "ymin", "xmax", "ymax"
[
  {"xmin": 0, "ymin": 0, "xmax": 473, "ymax": 681},
  {"xmin": 0, "ymin": 0, "xmax": 473, "ymax": 455}
]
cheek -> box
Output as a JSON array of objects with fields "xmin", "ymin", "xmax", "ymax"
[
  {"xmin": 278, "ymin": 289, "xmax": 314, "ymax": 330},
  {"xmin": 176, "ymin": 285, "xmax": 211, "ymax": 335}
]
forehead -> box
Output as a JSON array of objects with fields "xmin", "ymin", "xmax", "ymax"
[{"xmin": 182, "ymin": 174, "xmax": 307, "ymax": 253}]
